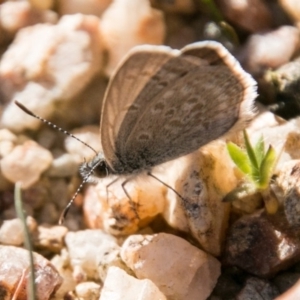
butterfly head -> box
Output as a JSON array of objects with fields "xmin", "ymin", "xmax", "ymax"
[{"xmin": 80, "ymin": 152, "xmax": 110, "ymax": 181}]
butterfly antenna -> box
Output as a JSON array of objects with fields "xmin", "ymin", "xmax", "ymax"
[
  {"xmin": 58, "ymin": 158, "xmax": 102, "ymax": 224},
  {"xmin": 14, "ymin": 101, "xmax": 98, "ymax": 155},
  {"xmin": 15, "ymin": 100, "xmax": 100, "ymax": 224}
]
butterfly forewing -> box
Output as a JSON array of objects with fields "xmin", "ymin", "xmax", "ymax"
[{"xmin": 100, "ymin": 46, "xmax": 181, "ymax": 172}]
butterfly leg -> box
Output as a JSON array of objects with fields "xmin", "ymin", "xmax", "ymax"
[
  {"xmin": 105, "ymin": 177, "xmax": 120, "ymax": 203},
  {"xmin": 121, "ymin": 178, "xmax": 140, "ymax": 220},
  {"xmin": 147, "ymin": 172, "xmax": 186, "ymax": 203}
]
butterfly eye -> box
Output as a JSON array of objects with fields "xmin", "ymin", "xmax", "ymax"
[{"xmin": 94, "ymin": 161, "xmax": 109, "ymax": 178}]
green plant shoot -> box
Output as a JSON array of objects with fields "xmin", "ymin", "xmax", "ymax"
[{"xmin": 227, "ymin": 130, "xmax": 277, "ymax": 190}]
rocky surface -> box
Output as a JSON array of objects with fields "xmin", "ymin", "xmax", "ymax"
[{"xmin": 2, "ymin": 0, "xmax": 300, "ymax": 299}]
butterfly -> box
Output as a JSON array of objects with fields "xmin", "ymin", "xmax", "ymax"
[
  {"xmin": 16, "ymin": 41, "xmax": 257, "ymax": 223},
  {"xmin": 80, "ymin": 41, "xmax": 256, "ymax": 181}
]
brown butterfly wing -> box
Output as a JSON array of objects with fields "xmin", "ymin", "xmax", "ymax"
[
  {"xmin": 100, "ymin": 45, "xmax": 184, "ymax": 172},
  {"xmin": 101, "ymin": 41, "xmax": 257, "ymax": 174}
]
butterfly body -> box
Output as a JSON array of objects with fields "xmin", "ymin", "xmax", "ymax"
[{"xmin": 79, "ymin": 151, "xmax": 149, "ymax": 180}]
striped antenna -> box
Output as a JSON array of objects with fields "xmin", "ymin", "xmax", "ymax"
[
  {"xmin": 14, "ymin": 101, "xmax": 98, "ymax": 155},
  {"xmin": 15, "ymin": 100, "xmax": 98, "ymax": 224},
  {"xmin": 58, "ymin": 159, "xmax": 102, "ymax": 224}
]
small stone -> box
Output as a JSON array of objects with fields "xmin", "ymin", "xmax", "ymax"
[
  {"xmin": 238, "ymin": 26, "xmax": 300, "ymax": 75},
  {"xmin": 84, "ymin": 173, "xmax": 165, "ymax": 235},
  {"xmin": 121, "ymin": 233, "xmax": 221, "ymax": 300},
  {"xmin": 247, "ymin": 105, "xmax": 285, "ymax": 132},
  {"xmin": 283, "ymin": 187, "xmax": 300, "ymax": 228},
  {"xmin": 216, "ymin": 0, "xmax": 272, "ymax": 32},
  {"xmin": 58, "ymin": 0, "xmax": 112, "ymax": 16},
  {"xmin": 32, "ymin": 225, "xmax": 68, "ymax": 253},
  {"xmin": 273, "ymin": 160, "xmax": 300, "ymax": 227},
  {"xmin": 0, "ymin": 218, "xmax": 24, "ymax": 246},
  {"xmin": 0, "ymin": 128, "xmax": 17, "ymax": 142},
  {"xmin": 47, "ymin": 153, "xmax": 79, "ymax": 177},
  {"xmin": 82, "ymin": 185, "xmax": 104, "ymax": 229},
  {"xmin": 0, "ymin": 14, "xmax": 104, "ymax": 131},
  {"xmin": 283, "ymin": 130, "xmax": 300, "ymax": 160},
  {"xmin": 101, "ymin": 0, "xmax": 165, "ymax": 75},
  {"xmin": 0, "ymin": 128, "xmax": 17, "ymax": 158},
  {"xmin": 237, "ymin": 277, "xmax": 279, "ymax": 299},
  {"xmin": 26, "ymin": 215, "xmax": 38, "ymax": 232},
  {"xmin": 0, "ymin": 1, "xmax": 57, "ymax": 37},
  {"xmin": 279, "ymin": 0, "xmax": 300, "ymax": 23},
  {"xmin": 100, "ymin": 266, "xmax": 167, "ymax": 300},
  {"xmin": 263, "ymin": 57, "xmax": 300, "ymax": 113},
  {"xmin": 245, "ymin": 112, "xmax": 300, "ymax": 168},
  {"xmin": 75, "ymin": 281, "xmax": 101, "ymax": 300},
  {"xmin": 65, "ymin": 229, "xmax": 122, "ymax": 282},
  {"xmin": 0, "ymin": 140, "xmax": 53, "ymax": 188},
  {"xmin": 161, "ymin": 140, "xmax": 234, "ymax": 256},
  {"xmin": 51, "ymin": 249, "xmax": 77, "ymax": 299},
  {"xmin": 224, "ymin": 210, "xmax": 300, "ymax": 277},
  {"xmin": 0, "ymin": 245, "xmax": 62, "ymax": 299},
  {"xmin": 97, "ymin": 238, "xmax": 129, "ymax": 282},
  {"xmin": 0, "ymin": 140, "xmax": 15, "ymax": 158}
]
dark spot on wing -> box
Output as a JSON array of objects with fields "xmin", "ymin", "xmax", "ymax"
[
  {"xmin": 153, "ymin": 102, "xmax": 165, "ymax": 112},
  {"xmin": 193, "ymin": 102, "xmax": 205, "ymax": 111},
  {"xmin": 165, "ymin": 109, "xmax": 175, "ymax": 117},
  {"xmin": 187, "ymin": 97, "xmax": 198, "ymax": 105},
  {"xmin": 158, "ymin": 81, "xmax": 169, "ymax": 88},
  {"xmin": 169, "ymin": 119, "xmax": 183, "ymax": 127},
  {"xmin": 138, "ymin": 133, "xmax": 151, "ymax": 141}
]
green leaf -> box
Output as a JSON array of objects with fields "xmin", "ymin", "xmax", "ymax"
[
  {"xmin": 243, "ymin": 130, "xmax": 261, "ymax": 183},
  {"xmin": 258, "ymin": 145, "xmax": 277, "ymax": 189},
  {"xmin": 227, "ymin": 142, "xmax": 252, "ymax": 176},
  {"xmin": 254, "ymin": 135, "xmax": 265, "ymax": 166},
  {"xmin": 243, "ymin": 130, "xmax": 259, "ymax": 169}
]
